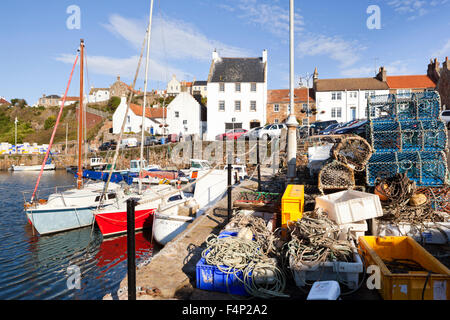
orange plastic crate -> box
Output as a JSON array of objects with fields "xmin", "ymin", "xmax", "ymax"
[{"xmin": 359, "ymin": 236, "xmax": 450, "ymax": 300}]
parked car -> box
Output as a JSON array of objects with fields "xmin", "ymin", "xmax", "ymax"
[
  {"xmin": 319, "ymin": 123, "xmax": 341, "ymax": 135},
  {"xmin": 258, "ymin": 123, "xmax": 287, "ymax": 139},
  {"xmin": 215, "ymin": 128, "xmax": 248, "ymax": 140},
  {"xmin": 242, "ymin": 127, "xmax": 262, "ymax": 140},
  {"xmin": 334, "ymin": 120, "xmax": 368, "ymax": 137},
  {"xmin": 144, "ymin": 136, "xmax": 160, "ymax": 146},
  {"xmin": 98, "ymin": 140, "xmax": 117, "ymax": 151},
  {"xmin": 120, "ymin": 138, "xmax": 139, "ymax": 149},
  {"xmin": 441, "ymin": 110, "xmax": 450, "ymax": 129},
  {"xmin": 309, "ymin": 120, "xmax": 338, "ymax": 135}
]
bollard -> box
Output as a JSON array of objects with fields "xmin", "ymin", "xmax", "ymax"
[{"xmin": 127, "ymin": 198, "xmax": 137, "ymax": 300}]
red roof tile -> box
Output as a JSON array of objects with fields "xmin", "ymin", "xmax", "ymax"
[
  {"xmin": 130, "ymin": 103, "xmax": 166, "ymax": 119},
  {"xmin": 386, "ymin": 75, "xmax": 436, "ymax": 89},
  {"xmin": 267, "ymin": 88, "xmax": 315, "ymax": 104}
]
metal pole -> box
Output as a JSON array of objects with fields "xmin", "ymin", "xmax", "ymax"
[
  {"xmin": 286, "ymin": 0, "xmax": 297, "ymax": 182},
  {"xmin": 227, "ymin": 155, "xmax": 232, "ymax": 222},
  {"xmin": 139, "ymin": 0, "xmax": 155, "ymax": 195},
  {"xmin": 257, "ymin": 137, "xmax": 261, "ymax": 192},
  {"xmin": 127, "ymin": 198, "xmax": 137, "ymax": 300},
  {"xmin": 65, "ymin": 123, "xmax": 68, "ymax": 155},
  {"xmin": 77, "ymin": 39, "xmax": 84, "ymax": 190}
]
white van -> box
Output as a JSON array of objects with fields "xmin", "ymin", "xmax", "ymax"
[{"xmin": 120, "ymin": 138, "xmax": 139, "ymax": 148}]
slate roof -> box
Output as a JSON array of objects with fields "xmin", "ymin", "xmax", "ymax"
[
  {"xmin": 209, "ymin": 58, "xmax": 266, "ymax": 83},
  {"xmin": 315, "ymin": 78, "xmax": 389, "ymax": 91},
  {"xmin": 193, "ymin": 81, "xmax": 207, "ymax": 86}
]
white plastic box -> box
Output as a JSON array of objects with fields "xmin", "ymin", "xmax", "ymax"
[
  {"xmin": 315, "ymin": 190, "xmax": 383, "ymax": 225},
  {"xmin": 289, "ymin": 241, "xmax": 363, "ymax": 289},
  {"xmin": 338, "ymin": 220, "xmax": 368, "ymax": 242},
  {"xmin": 307, "ymin": 281, "xmax": 341, "ymax": 300}
]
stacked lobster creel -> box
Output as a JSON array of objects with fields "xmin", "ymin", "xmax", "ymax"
[{"xmin": 366, "ymin": 91, "xmax": 449, "ymax": 188}]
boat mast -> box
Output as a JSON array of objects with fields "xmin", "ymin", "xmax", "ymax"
[
  {"xmin": 77, "ymin": 39, "xmax": 84, "ymax": 189},
  {"xmin": 139, "ymin": 0, "xmax": 155, "ymax": 195}
]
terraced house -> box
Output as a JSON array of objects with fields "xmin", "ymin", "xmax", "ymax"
[{"xmin": 206, "ymin": 50, "xmax": 268, "ymax": 140}]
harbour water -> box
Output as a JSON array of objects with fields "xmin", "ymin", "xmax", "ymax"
[{"xmin": 0, "ymin": 170, "xmax": 155, "ymax": 300}]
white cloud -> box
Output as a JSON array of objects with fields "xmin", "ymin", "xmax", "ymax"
[
  {"xmin": 224, "ymin": 0, "xmax": 304, "ymax": 38},
  {"xmin": 297, "ymin": 35, "xmax": 366, "ymax": 69},
  {"xmin": 432, "ymin": 39, "xmax": 450, "ymax": 58},
  {"xmin": 55, "ymin": 54, "xmax": 191, "ymax": 83},
  {"xmin": 102, "ymin": 14, "xmax": 250, "ymax": 61},
  {"xmin": 386, "ymin": 0, "xmax": 449, "ymax": 20},
  {"xmin": 341, "ymin": 59, "xmax": 419, "ymax": 77}
]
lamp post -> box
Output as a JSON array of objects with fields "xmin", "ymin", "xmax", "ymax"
[
  {"xmin": 286, "ymin": 0, "xmax": 297, "ymax": 183},
  {"xmin": 299, "ymin": 72, "xmax": 313, "ymax": 136}
]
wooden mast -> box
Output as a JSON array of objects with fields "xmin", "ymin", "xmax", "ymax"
[{"xmin": 77, "ymin": 39, "xmax": 84, "ymax": 189}]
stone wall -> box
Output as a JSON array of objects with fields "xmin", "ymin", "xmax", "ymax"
[{"xmin": 438, "ymin": 58, "xmax": 450, "ymax": 109}]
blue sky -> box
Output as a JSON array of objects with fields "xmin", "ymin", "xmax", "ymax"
[{"xmin": 1, "ymin": 0, "xmax": 449, "ymax": 105}]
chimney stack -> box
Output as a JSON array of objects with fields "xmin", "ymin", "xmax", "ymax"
[
  {"xmin": 377, "ymin": 66, "xmax": 387, "ymax": 82},
  {"xmin": 427, "ymin": 58, "xmax": 440, "ymax": 83},
  {"xmin": 262, "ymin": 49, "xmax": 268, "ymax": 63}
]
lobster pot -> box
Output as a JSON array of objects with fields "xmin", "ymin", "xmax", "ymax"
[
  {"xmin": 332, "ymin": 136, "xmax": 373, "ymax": 171},
  {"xmin": 416, "ymin": 186, "xmax": 450, "ymax": 214},
  {"xmin": 366, "ymin": 151, "xmax": 448, "ymax": 187},
  {"xmin": 318, "ymin": 161, "xmax": 355, "ymax": 193},
  {"xmin": 368, "ymin": 119, "xmax": 448, "ymax": 152},
  {"xmin": 368, "ymin": 91, "xmax": 441, "ymax": 122}
]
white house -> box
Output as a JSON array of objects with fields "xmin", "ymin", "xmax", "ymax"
[
  {"xmin": 165, "ymin": 92, "xmax": 206, "ymax": 138},
  {"xmin": 167, "ymin": 74, "xmax": 181, "ymax": 96},
  {"xmin": 192, "ymin": 81, "xmax": 207, "ymax": 98},
  {"xmin": 313, "ymin": 68, "xmax": 390, "ymax": 122},
  {"xmin": 112, "ymin": 96, "xmax": 166, "ymax": 135},
  {"xmin": 206, "ymin": 49, "xmax": 268, "ymax": 140},
  {"xmin": 88, "ymin": 87, "xmax": 110, "ymax": 103}
]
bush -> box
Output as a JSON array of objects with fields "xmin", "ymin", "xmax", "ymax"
[
  {"xmin": 44, "ymin": 115, "xmax": 56, "ymax": 130},
  {"xmin": 106, "ymin": 96, "xmax": 121, "ymax": 113}
]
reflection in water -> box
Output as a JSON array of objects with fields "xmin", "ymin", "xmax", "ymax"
[{"xmin": 0, "ymin": 171, "xmax": 155, "ymax": 300}]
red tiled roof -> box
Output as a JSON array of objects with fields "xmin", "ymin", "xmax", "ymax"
[
  {"xmin": 267, "ymin": 88, "xmax": 315, "ymax": 104},
  {"xmin": 386, "ymin": 75, "xmax": 436, "ymax": 89},
  {"xmin": 130, "ymin": 103, "xmax": 166, "ymax": 119},
  {"xmin": 64, "ymin": 96, "xmax": 80, "ymax": 101},
  {"xmin": 0, "ymin": 98, "xmax": 10, "ymax": 105}
]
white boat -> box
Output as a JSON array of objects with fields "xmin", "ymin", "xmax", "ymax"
[
  {"xmin": 152, "ymin": 169, "xmax": 228, "ymax": 245},
  {"xmin": 11, "ymin": 163, "xmax": 56, "ymax": 171},
  {"xmin": 25, "ymin": 181, "xmax": 124, "ymax": 235}
]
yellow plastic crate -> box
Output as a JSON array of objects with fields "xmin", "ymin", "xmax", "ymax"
[
  {"xmin": 359, "ymin": 236, "xmax": 450, "ymax": 300},
  {"xmin": 281, "ymin": 185, "xmax": 304, "ymax": 227}
]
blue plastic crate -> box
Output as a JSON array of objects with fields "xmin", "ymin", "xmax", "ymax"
[
  {"xmin": 196, "ymin": 257, "xmax": 249, "ymax": 296},
  {"xmin": 366, "ymin": 151, "xmax": 448, "ymax": 186}
]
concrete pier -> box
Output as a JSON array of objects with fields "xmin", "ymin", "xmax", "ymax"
[{"xmin": 104, "ymin": 168, "xmax": 277, "ymax": 300}]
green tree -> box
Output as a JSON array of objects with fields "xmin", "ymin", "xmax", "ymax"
[{"xmin": 106, "ymin": 96, "xmax": 121, "ymax": 113}]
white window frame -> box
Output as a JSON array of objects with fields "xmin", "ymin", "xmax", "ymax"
[
  {"xmin": 219, "ymin": 83, "xmax": 225, "ymax": 92},
  {"xmin": 331, "ymin": 107, "xmax": 342, "ymax": 118},
  {"xmin": 235, "ymin": 83, "xmax": 241, "ymax": 92},
  {"xmin": 235, "ymin": 100, "xmax": 241, "ymax": 111},
  {"xmin": 250, "ymin": 100, "xmax": 257, "ymax": 111},
  {"xmin": 175, "ymin": 111, "xmax": 179, "ymax": 118},
  {"xmin": 251, "ymin": 83, "xmax": 257, "ymax": 92},
  {"xmin": 218, "ymin": 100, "xmax": 225, "ymax": 111},
  {"xmin": 274, "ymin": 104, "xmax": 279, "ymax": 112}
]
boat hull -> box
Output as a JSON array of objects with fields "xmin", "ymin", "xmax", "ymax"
[
  {"xmin": 152, "ymin": 213, "xmax": 194, "ymax": 245},
  {"xmin": 95, "ymin": 207, "xmax": 156, "ymax": 237},
  {"xmin": 12, "ymin": 164, "xmax": 56, "ymax": 171},
  {"xmin": 26, "ymin": 206, "xmax": 95, "ymax": 235}
]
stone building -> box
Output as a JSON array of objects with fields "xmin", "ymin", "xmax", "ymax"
[
  {"xmin": 266, "ymin": 88, "xmax": 316, "ymax": 126},
  {"xmin": 109, "ymin": 76, "xmax": 140, "ymax": 98}
]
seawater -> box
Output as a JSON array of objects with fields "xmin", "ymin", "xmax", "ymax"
[{"xmin": 0, "ymin": 170, "xmax": 155, "ymax": 300}]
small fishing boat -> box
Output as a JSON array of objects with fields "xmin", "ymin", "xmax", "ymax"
[
  {"xmin": 11, "ymin": 157, "xmax": 55, "ymax": 171},
  {"xmin": 152, "ymin": 169, "xmax": 228, "ymax": 245}
]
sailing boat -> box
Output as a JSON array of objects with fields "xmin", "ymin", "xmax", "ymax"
[
  {"xmin": 11, "ymin": 153, "xmax": 55, "ymax": 171},
  {"xmin": 24, "ymin": 40, "xmax": 123, "ymax": 235}
]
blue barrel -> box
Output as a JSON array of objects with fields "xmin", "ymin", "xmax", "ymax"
[{"xmin": 160, "ymin": 138, "xmax": 166, "ymax": 145}]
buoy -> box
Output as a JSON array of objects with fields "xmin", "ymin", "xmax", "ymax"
[
  {"xmin": 409, "ymin": 193, "xmax": 427, "ymax": 206},
  {"xmin": 374, "ymin": 183, "xmax": 390, "ymax": 201}
]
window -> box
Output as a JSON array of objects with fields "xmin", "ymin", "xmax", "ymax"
[
  {"xmin": 302, "ymin": 118, "xmax": 309, "ymax": 126},
  {"xmin": 365, "ymin": 91, "xmax": 376, "ymax": 99},
  {"xmin": 175, "ymin": 111, "xmax": 179, "ymax": 118},
  {"xmin": 219, "ymin": 83, "xmax": 225, "ymax": 92},
  {"xmin": 302, "ymin": 103, "xmax": 308, "ymax": 111},
  {"xmin": 397, "ymin": 89, "xmax": 411, "ymax": 98},
  {"xmin": 108, "ymin": 193, "xmax": 116, "ymax": 200},
  {"xmin": 250, "ymin": 101, "xmax": 256, "ymax": 111},
  {"xmin": 349, "ymin": 91, "xmax": 357, "ymax": 98},
  {"xmin": 235, "ymin": 83, "xmax": 241, "ymax": 92},
  {"xmin": 274, "ymin": 104, "xmax": 279, "ymax": 112},
  {"xmin": 235, "ymin": 100, "xmax": 241, "ymax": 111},
  {"xmin": 331, "ymin": 92, "xmax": 342, "ymax": 100},
  {"xmin": 127, "ymin": 115, "xmax": 130, "ymax": 123},
  {"xmin": 331, "ymin": 107, "xmax": 342, "ymax": 118},
  {"xmin": 218, "ymin": 100, "xmax": 225, "ymax": 111},
  {"xmin": 274, "ymin": 118, "xmax": 279, "ymax": 124},
  {"xmin": 183, "ymin": 120, "xmax": 187, "ymax": 125},
  {"xmin": 251, "ymin": 83, "xmax": 257, "ymax": 92}
]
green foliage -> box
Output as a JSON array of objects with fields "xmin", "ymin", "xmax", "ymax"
[
  {"xmin": 10, "ymin": 98, "xmax": 27, "ymax": 108},
  {"xmin": 44, "ymin": 115, "xmax": 56, "ymax": 130},
  {"xmin": 106, "ymin": 96, "xmax": 121, "ymax": 113}
]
